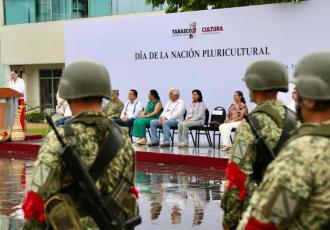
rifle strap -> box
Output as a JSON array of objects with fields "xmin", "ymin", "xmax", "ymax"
[
  {"xmin": 64, "ymin": 120, "xmax": 123, "ymax": 182},
  {"xmin": 273, "ymin": 107, "xmax": 297, "ymax": 154}
]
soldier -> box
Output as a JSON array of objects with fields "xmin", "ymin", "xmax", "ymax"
[
  {"xmin": 221, "ymin": 59, "xmax": 292, "ymax": 229},
  {"xmin": 237, "ymin": 51, "xmax": 330, "ymax": 229},
  {"xmin": 103, "ymin": 89, "xmax": 124, "ymax": 119},
  {"xmin": 22, "ymin": 61, "xmax": 139, "ymax": 229}
]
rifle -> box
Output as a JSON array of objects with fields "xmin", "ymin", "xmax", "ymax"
[
  {"xmin": 321, "ymin": 220, "xmax": 330, "ymax": 230},
  {"xmin": 244, "ymin": 114, "xmax": 275, "ymax": 184},
  {"xmin": 45, "ymin": 115, "xmax": 141, "ymax": 229}
]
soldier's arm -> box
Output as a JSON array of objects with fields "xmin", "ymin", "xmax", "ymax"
[
  {"xmin": 22, "ymin": 130, "xmax": 63, "ymax": 229},
  {"xmin": 221, "ymin": 120, "xmax": 255, "ymax": 229},
  {"xmin": 102, "ymin": 104, "xmax": 108, "ymax": 114},
  {"xmin": 118, "ymin": 102, "xmax": 125, "ymax": 116},
  {"xmin": 237, "ymin": 139, "xmax": 314, "ymax": 230}
]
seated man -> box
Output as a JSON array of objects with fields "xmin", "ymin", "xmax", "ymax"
[
  {"xmin": 103, "ymin": 89, "xmax": 124, "ymax": 119},
  {"xmin": 114, "ymin": 89, "xmax": 143, "ymax": 128},
  {"xmin": 148, "ymin": 88, "xmax": 185, "ymax": 147}
]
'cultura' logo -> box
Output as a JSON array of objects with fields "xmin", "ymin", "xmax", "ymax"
[
  {"xmin": 201, "ymin": 25, "xmax": 224, "ymax": 34},
  {"xmin": 172, "ymin": 22, "xmax": 197, "ymax": 39}
]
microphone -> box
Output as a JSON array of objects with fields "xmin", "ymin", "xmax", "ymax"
[{"xmin": 0, "ymin": 79, "xmax": 10, "ymax": 87}]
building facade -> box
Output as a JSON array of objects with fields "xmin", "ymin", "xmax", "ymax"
[{"xmin": 0, "ymin": 0, "xmax": 164, "ymax": 110}]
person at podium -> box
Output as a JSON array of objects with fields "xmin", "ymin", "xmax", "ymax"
[
  {"xmin": 9, "ymin": 70, "xmax": 26, "ymax": 131},
  {"xmin": 9, "ymin": 70, "xmax": 25, "ymax": 100}
]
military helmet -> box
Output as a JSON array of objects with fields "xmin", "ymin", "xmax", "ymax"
[
  {"xmin": 59, "ymin": 61, "xmax": 111, "ymax": 100},
  {"xmin": 243, "ymin": 60, "xmax": 288, "ymax": 92},
  {"xmin": 292, "ymin": 51, "xmax": 330, "ymax": 100}
]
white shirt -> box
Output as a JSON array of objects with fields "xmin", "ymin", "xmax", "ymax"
[
  {"xmin": 9, "ymin": 78, "xmax": 25, "ymax": 100},
  {"xmin": 186, "ymin": 102, "xmax": 206, "ymax": 121},
  {"xmin": 121, "ymin": 99, "xmax": 143, "ymax": 119},
  {"xmin": 160, "ymin": 99, "xmax": 185, "ymax": 122},
  {"xmin": 56, "ymin": 91, "xmax": 72, "ymax": 118},
  {"xmin": 288, "ymin": 100, "xmax": 297, "ymax": 112}
]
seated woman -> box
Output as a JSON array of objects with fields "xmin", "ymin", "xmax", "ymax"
[
  {"xmin": 54, "ymin": 91, "xmax": 72, "ymax": 126},
  {"xmin": 177, "ymin": 89, "xmax": 206, "ymax": 148},
  {"xmin": 132, "ymin": 89, "xmax": 162, "ymax": 145},
  {"xmin": 219, "ymin": 90, "xmax": 248, "ymax": 151}
]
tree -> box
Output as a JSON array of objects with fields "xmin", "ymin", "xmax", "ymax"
[{"xmin": 145, "ymin": 0, "xmax": 301, "ymax": 13}]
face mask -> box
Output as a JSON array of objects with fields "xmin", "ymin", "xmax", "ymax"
[
  {"xmin": 249, "ymin": 90, "xmax": 255, "ymax": 103},
  {"xmin": 296, "ymin": 96, "xmax": 304, "ymax": 123}
]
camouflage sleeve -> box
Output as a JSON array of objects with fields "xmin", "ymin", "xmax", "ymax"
[
  {"xmin": 237, "ymin": 137, "xmax": 317, "ymax": 230},
  {"xmin": 108, "ymin": 102, "xmax": 125, "ymax": 119},
  {"xmin": 116, "ymin": 102, "xmax": 124, "ymax": 118},
  {"xmin": 31, "ymin": 130, "xmax": 63, "ymax": 197},
  {"xmin": 221, "ymin": 111, "xmax": 284, "ymax": 229},
  {"xmin": 221, "ymin": 120, "xmax": 255, "ymax": 229},
  {"xmin": 22, "ymin": 130, "xmax": 63, "ymax": 229},
  {"xmin": 102, "ymin": 103, "xmax": 109, "ymax": 114}
]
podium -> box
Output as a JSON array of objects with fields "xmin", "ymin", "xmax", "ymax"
[{"xmin": 0, "ymin": 88, "xmax": 23, "ymax": 129}]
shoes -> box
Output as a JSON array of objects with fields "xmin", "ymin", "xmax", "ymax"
[
  {"xmin": 147, "ymin": 142, "xmax": 159, "ymax": 147},
  {"xmin": 136, "ymin": 139, "xmax": 147, "ymax": 145},
  {"xmin": 160, "ymin": 143, "xmax": 171, "ymax": 148},
  {"xmin": 136, "ymin": 141, "xmax": 146, "ymax": 145},
  {"xmin": 221, "ymin": 146, "xmax": 231, "ymax": 151}
]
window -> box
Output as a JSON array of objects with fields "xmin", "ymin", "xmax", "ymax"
[
  {"xmin": 4, "ymin": 0, "xmax": 36, "ymax": 25},
  {"xmin": 72, "ymin": 0, "xmax": 88, "ymax": 19},
  {"xmin": 39, "ymin": 69, "xmax": 62, "ymax": 110},
  {"xmin": 4, "ymin": 0, "xmax": 165, "ymax": 25},
  {"xmin": 88, "ymin": 0, "xmax": 110, "ymax": 17},
  {"xmin": 37, "ymin": 0, "xmax": 87, "ymax": 22}
]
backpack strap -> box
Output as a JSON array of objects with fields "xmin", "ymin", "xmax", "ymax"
[
  {"xmin": 63, "ymin": 120, "xmax": 123, "ymax": 182},
  {"xmin": 248, "ymin": 106, "xmax": 297, "ymax": 183},
  {"xmin": 64, "ymin": 125, "xmax": 75, "ymax": 141},
  {"xmin": 289, "ymin": 122, "xmax": 330, "ymax": 141},
  {"xmin": 252, "ymin": 104, "xmax": 284, "ymax": 129},
  {"xmin": 273, "ymin": 106, "xmax": 297, "ymax": 154},
  {"xmin": 89, "ymin": 122, "xmax": 123, "ymax": 181}
]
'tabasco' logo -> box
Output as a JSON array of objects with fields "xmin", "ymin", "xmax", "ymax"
[{"xmin": 172, "ymin": 22, "xmax": 197, "ymax": 39}]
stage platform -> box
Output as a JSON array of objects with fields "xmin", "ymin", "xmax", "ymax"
[{"xmin": 0, "ymin": 135, "xmax": 229, "ymax": 169}]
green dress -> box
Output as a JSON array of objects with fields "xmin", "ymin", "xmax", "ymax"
[{"xmin": 132, "ymin": 99, "xmax": 161, "ymax": 138}]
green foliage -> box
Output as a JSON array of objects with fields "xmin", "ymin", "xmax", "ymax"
[
  {"xmin": 26, "ymin": 128, "xmax": 49, "ymax": 137},
  {"xmin": 145, "ymin": 0, "xmax": 301, "ymax": 13},
  {"xmin": 26, "ymin": 112, "xmax": 45, "ymax": 123}
]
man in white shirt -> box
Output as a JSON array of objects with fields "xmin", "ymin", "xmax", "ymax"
[
  {"xmin": 114, "ymin": 89, "xmax": 143, "ymax": 128},
  {"xmin": 148, "ymin": 88, "xmax": 185, "ymax": 147},
  {"xmin": 288, "ymin": 87, "xmax": 298, "ymax": 111}
]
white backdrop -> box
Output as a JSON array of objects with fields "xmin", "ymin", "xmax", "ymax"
[{"xmin": 64, "ymin": 0, "xmax": 330, "ymax": 111}]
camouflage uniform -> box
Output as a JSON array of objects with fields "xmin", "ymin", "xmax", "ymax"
[
  {"xmin": 103, "ymin": 100, "xmax": 124, "ymax": 119},
  {"xmin": 221, "ymin": 100, "xmax": 285, "ymax": 228},
  {"xmin": 22, "ymin": 112, "xmax": 137, "ymax": 229},
  {"xmin": 238, "ymin": 121, "xmax": 330, "ymax": 229},
  {"xmin": 22, "ymin": 61, "xmax": 139, "ymax": 229},
  {"xmin": 237, "ymin": 51, "xmax": 330, "ymax": 229}
]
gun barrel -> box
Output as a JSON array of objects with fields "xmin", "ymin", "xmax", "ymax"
[{"xmin": 45, "ymin": 114, "xmax": 66, "ymax": 146}]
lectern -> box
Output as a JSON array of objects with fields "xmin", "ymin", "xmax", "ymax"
[{"xmin": 0, "ymin": 88, "xmax": 23, "ymax": 129}]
